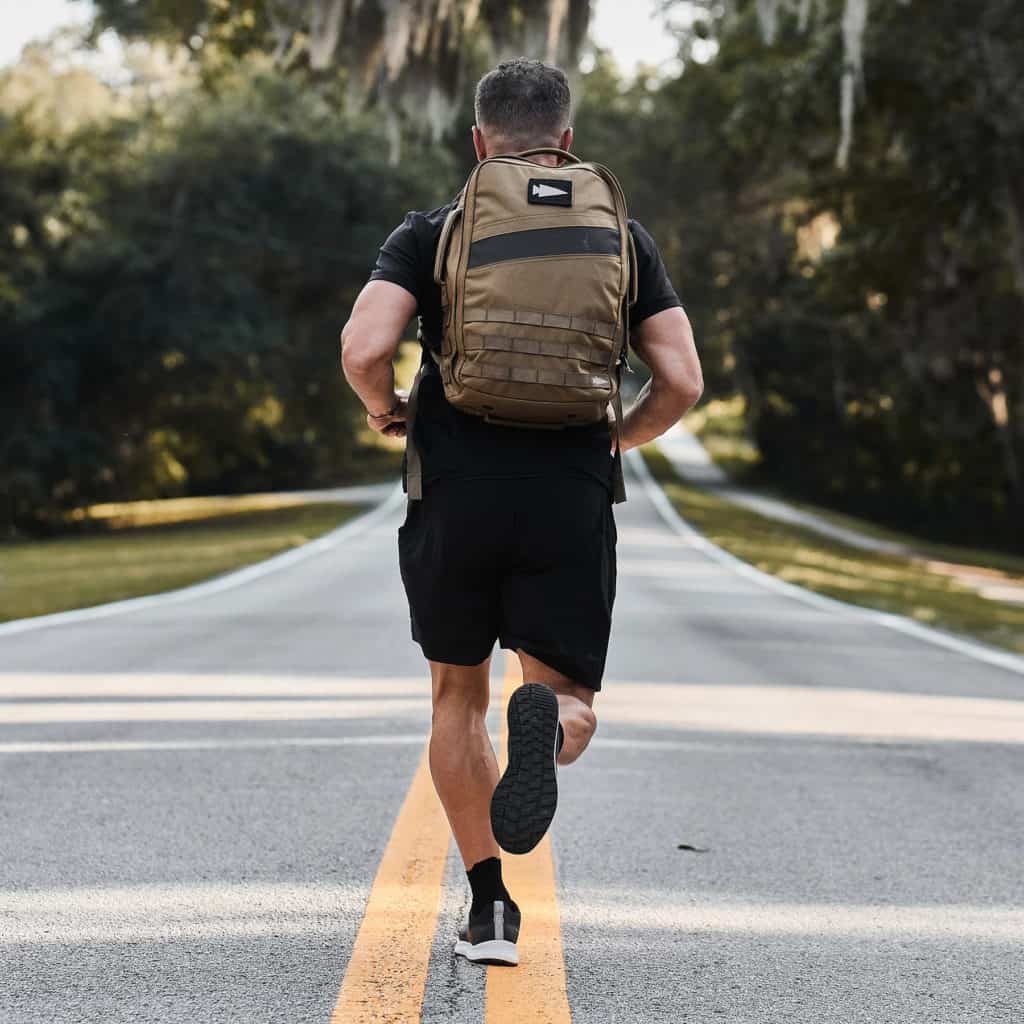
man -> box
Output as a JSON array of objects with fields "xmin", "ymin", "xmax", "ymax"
[{"xmin": 341, "ymin": 58, "xmax": 702, "ymax": 966}]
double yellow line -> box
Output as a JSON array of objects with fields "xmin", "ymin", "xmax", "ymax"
[{"xmin": 329, "ymin": 658, "xmax": 572, "ymax": 1023}]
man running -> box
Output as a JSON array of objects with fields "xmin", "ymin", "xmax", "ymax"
[{"xmin": 341, "ymin": 58, "xmax": 703, "ymax": 966}]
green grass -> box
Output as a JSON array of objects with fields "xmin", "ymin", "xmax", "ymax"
[
  {"xmin": 779, "ymin": 496, "xmax": 1024, "ymax": 578},
  {"xmin": 0, "ymin": 502, "xmax": 362, "ymax": 623},
  {"xmin": 685, "ymin": 395, "xmax": 1024, "ymax": 575},
  {"xmin": 642, "ymin": 446, "xmax": 1024, "ymax": 656}
]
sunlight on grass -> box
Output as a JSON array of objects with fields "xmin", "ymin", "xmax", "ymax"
[
  {"xmin": 393, "ymin": 338, "xmax": 422, "ymax": 392},
  {"xmin": 642, "ymin": 446, "xmax": 1024, "ymax": 656},
  {"xmin": 686, "ymin": 399, "xmax": 1024, "ymax": 579},
  {"xmin": 703, "ymin": 435, "xmax": 761, "ymax": 466},
  {"xmin": 684, "ymin": 394, "xmax": 761, "ymax": 476},
  {"xmin": 684, "ymin": 394, "xmax": 748, "ymax": 437},
  {"xmin": 0, "ymin": 504, "xmax": 361, "ymax": 622},
  {"xmin": 787, "ymin": 499, "xmax": 1024, "ymax": 579},
  {"xmin": 71, "ymin": 492, "xmax": 334, "ymax": 529}
]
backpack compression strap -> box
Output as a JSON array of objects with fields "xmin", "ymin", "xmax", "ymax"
[{"xmin": 404, "ymin": 347, "xmax": 430, "ymax": 501}]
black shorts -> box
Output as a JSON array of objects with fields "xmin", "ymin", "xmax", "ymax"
[{"xmin": 398, "ymin": 477, "xmax": 617, "ymax": 691}]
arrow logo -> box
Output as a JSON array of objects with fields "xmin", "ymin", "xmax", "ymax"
[
  {"xmin": 527, "ymin": 178, "xmax": 573, "ymax": 206},
  {"xmin": 532, "ymin": 182, "xmax": 568, "ymax": 198}
]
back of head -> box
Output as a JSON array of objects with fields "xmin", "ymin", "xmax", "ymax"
[{"xmin": 474, "ymin": 58, "xmax": 571, "ymax": 154}]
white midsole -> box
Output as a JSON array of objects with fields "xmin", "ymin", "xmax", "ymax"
[{"xmin": 453, "ymin": 938, "xmax": 519, "ymax": 965}]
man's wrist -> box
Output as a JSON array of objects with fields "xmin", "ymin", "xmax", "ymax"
[{"xmin": 367, "ymin": 399, "xmax": 401, "ymax": 420}]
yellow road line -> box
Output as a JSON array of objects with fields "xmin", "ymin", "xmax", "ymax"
[
  {"xmin": 486, "ymin": 657, "xmax": 573, "ymax": 1023},
  {"xmin": 329, "ymin": 744, "xmax": 451, "ymax": 1024}
]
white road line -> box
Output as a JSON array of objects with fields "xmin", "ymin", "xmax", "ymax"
[
  {"xmin": 629, "ymin": 450, "xmax": 1024, "ymax": 678},
  {"xmin": 559, "ymin": 894, "xmax": 1024, "ymax": 942},
  {"xmin": 0, "ymin": 696, "xmax": 430, "ymax": 724},
  {"xmin": 0, "ymin": 673, "xmax": 426, "ymax": 699},
  {"xmin": 0, "ymin": 484, "xmax": 405, "ymax": 639},
  {"xmin": 0, "ymin": 733, "xmax": 425, "ymax": 755},
  {"xmin": 593, "ymin": 680, "xmax": 1024, "ymax": 744},
  {"xmin": 590, "ymin": 736, "xmax": 928, "ymax": 755},
  {"xmin": 0, "ymin": 881, "xmax": 365, "ymax": 945}
]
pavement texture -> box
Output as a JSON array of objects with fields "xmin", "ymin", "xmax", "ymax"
[{"xmin": 2, "ymin": 460, "xmax": 1023, "ymax": 1023}]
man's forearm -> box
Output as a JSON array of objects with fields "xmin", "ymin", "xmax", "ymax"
[
  {"xmin": 619, "ymin": 375, "xmax": 700, "ymax": 452},
  {"xmin": 342, "ymin": 348, "xmax": 399, "ymax": 416}
]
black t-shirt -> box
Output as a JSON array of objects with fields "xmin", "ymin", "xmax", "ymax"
[{"xmin": 368, "ymin": 199, "xmax": 682, "ymax": 492}]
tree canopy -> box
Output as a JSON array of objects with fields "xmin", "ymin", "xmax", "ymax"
[
  {"xmin": 4, "ymin": 0, "xmax": 1022, "ymax": 550},
  {"xmin": 583, "ymin": 0, "xmax": 1024, "ymax": 544}
]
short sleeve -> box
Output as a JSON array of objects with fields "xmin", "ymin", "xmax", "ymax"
[
  {"xmin": 628, "ymin": 219, "xmax": 682, "ymax": 325},
  {"xmin": 369, "ymin": 213, "xmax": 423, "ymax": 306}
]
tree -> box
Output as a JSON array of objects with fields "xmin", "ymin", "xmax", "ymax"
[
  {"xmin": 585, "ymin": 0, "xmax": 1024, "ymax": 545},
  {"xmin": 82, "ymin": 0, "xmax": 592, "ymax": 154},
  {"xmin": 1, "ymin": 68, "xmax": 454, "ymax": 531}
]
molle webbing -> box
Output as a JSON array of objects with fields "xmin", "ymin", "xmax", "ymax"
[
  {"xmin": 463, "ymin": 308, "xmax": 618, "ymax": 340},
  {"xmin": 461, "ymin": 363, "xmax": 611, "ymax": 388},
  {"xmin": 466, "ymin": 225, "xmax": 621, "ymax": 270},
  {"xmin": 465, "ymin": 334, "xmax": 609, "ymax": 363}
]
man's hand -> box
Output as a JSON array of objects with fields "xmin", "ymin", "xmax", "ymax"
[{"xmin": 366, "ymin": 391, "xmax": 409, "ymax": 438}]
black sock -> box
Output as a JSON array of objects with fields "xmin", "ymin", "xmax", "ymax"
[
  {"xmin": 556, "ymin": 722, "xmax": 565, "ymax": 755},
  {"xmin": 467, "ymin": 857, "xmax": 517, "ymax": 917}
]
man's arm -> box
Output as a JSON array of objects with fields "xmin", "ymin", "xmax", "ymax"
[
  {"xmin": 340, "ymin": 280, "xmax": 418, "ymax": 438},
  {"xmin": 619, "ymin": 306, "xmax": 703, "ymax": 452}
]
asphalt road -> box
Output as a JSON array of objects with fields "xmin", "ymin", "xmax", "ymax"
[{"xmin": 2, "ymin": 457, "xmax": 1022, "ymax": 1023}]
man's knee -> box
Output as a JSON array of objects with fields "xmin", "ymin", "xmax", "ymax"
[{"xmin": 430, "ymin": 660, "xmax": 490, "ymax": 719}]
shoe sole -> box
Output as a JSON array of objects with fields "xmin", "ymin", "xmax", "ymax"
[
  {"xmin": 453, "ymin": 938, "xmax": 519, "ymax": 966},
  {"xmin": 490, "ymin": 682, "xmax": 559, "ymax": 855}
]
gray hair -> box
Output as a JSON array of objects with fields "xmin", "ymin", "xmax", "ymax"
[{"xmin": 474, "ymin": 58, "xmax": 571, "ymax": 149}]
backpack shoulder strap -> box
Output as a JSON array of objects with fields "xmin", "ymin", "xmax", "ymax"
[{"xmin": 433, "ymin": 195, "xmax": 464, "ymax": 286}]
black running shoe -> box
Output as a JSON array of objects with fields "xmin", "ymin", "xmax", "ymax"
[
  {"xmin": 454, "ymin": 899, "xmax": 521, "ymax": 966},
  {"xmin": 490, "ymin": 682, "xmax": 560, "ymax": 855}
]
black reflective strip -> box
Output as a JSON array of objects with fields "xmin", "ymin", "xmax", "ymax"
[{"xmin": 467, "ymin": 226, "xmax": 621, "ymax": 270}]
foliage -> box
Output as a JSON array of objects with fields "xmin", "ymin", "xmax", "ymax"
[
  {"xmin": 6, "ymin": 0, "xmax": 1024, "ymax": 554},
  {"xmin": 83, "ymin": 0, "xmax": 591, "ymax": 147},
  {"xmin": 580, "ymin": 0, "xmax": 1024, "ymax": 548},
  {"xmin": 1, "ymin": 66, "xmax": 453, "ymax": 532}
]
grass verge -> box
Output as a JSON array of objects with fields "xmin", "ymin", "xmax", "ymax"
[
  {"xmin": 780, "ymin": 496, "xmax": 1024, "ymax": 578},
  {"xmin": 0, "ymin": 502, "xmax": 362, "ymax": 623},
  {"xmin": 684, "ymin": 394, "xmax": 761, "ymax": 480},
  {"xmin": 685, "ymin": 395, "xmax": 1024, "ymax": 573},
  {"xmin": 642, "ymin": 446, "xmax": 1024, "ymax": 656}
]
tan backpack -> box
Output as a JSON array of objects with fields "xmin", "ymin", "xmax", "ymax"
[{"xmin": 406, "ymin": 148, "xmax": 636, "ymax": 502}]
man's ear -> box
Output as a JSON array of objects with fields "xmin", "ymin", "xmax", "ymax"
[
  {"xmin": 559, "ymin": 126, "xmax": 574, "ymax": 153},
  {"xmin": 472, "ymin": 126, "xmax": 487, "ymax": 162}
]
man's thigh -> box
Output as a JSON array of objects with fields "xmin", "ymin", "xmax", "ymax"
[
  {"xmin": 499, "ymin": 478, "xmax": 616, "ymax": 692},
  {"xmin": 398, "ymin": 482, "xmax": 509, "ymax": 666}
]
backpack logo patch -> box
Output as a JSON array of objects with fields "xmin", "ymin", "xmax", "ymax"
[{"xmin": 528, "ymin": 179, "xmax": 572, "ymax": 207}]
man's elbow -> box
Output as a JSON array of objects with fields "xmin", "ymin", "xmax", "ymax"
[
  {"xmin": 666, "ymin": 366, "xmax": 703, "ymax": 412},
  {"xmin": 679, "ymin": 371, "xmax": 704, "ymax": 410},
  {"xmin": 340, "ymin": 322, "xmax": 375, "ymax": 379}
]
